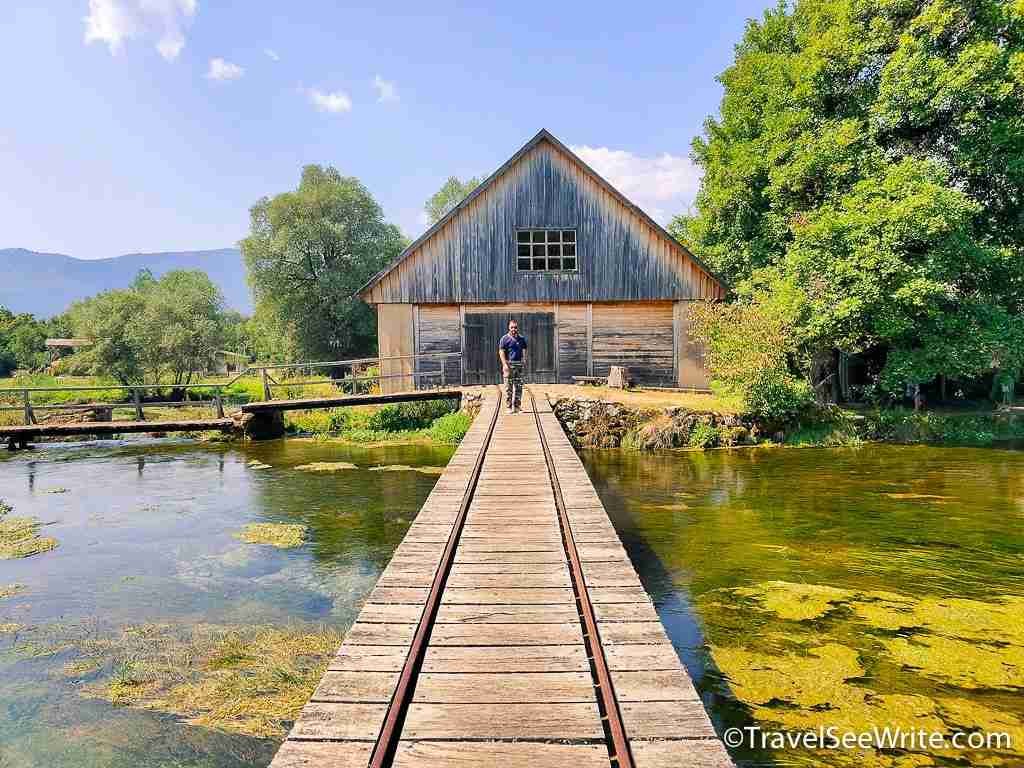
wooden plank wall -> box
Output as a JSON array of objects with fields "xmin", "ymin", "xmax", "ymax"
[
  {"xmin": 408, "ymin": 301, "xmax": 702, "ymax": 388},
  {"xmin": 377, "ymin": 304, "xmax": 415, "ymax": 393},
  {"xmin": 592, "ymin": 302, "xmax": 675, "ymax": 385},
  {"xmin": 364, "ymin": 140, "xmax": 725, "ymax": 305},
  {"xmin": 556, "ymin": 304, "xmax": 589, "ymax": 383},
  {"xmin": 415, "ymin": 305, "xmax": 462, "ymax": 385}
]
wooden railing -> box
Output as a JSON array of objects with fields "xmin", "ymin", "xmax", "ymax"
[{"xmin": 0, "ymin": 353, "xmax": 464, "ymax": 427}]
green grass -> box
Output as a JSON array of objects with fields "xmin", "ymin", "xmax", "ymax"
[{"xmin": 285, "ymin": 400, "xmax": 470, "ymax": 445}]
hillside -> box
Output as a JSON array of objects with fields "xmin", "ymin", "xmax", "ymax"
[{"xmin": 0, "ymin": 247, "xmax": 252, "ymax": 318}]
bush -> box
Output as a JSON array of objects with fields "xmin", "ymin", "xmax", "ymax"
[
  {"xmin": 426, "ymin": 412, "xmax": 473, "ymax": 444},
  {"xmin": 688, "ymin": 422, "xmax": 719, "ymax": 449},
  {"xmin": 366, "ymin": 400, "xmax": 458, "ymax": 432},
  {"xmin": 690, "ymin": 300, "xmax": 813, "ymax": 421}
]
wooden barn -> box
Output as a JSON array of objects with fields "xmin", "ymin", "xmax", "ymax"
[{"xmin": 359, "ymin": 129, "xmax": 726, "ymax": 392}]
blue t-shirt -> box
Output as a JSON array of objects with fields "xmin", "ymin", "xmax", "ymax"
[{"xmin": 499, "ymin": 332, "xmax": 528, "ymax": 362}]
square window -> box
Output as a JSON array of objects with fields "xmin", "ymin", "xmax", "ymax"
[{"xmin": 514, "ymin": 229, "xmax": 577, "ymax": 273}]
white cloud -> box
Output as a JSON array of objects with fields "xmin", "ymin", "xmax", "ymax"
[
  {"xmin": 83, "ymin": 0, "xmax": 197, "ymax": 61},
  {"xmin": 206, "ymin": 57, "xmax": 244, "ymax": 81},
  {"xmin": 373, "ymin": 74, "xmax": 398, "ymax": 103},
  {"xmin": 308, "ymin": 88, "xmax": 352, "ymax": 114},
  {"xmin": 264, "ymin": 48, "xmax": 280, "ymax": 61},
  {"xmin": 569, "ymin": 145, "xmax": 702, "ymax": 223}
]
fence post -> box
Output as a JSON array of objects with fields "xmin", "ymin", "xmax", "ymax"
[
  {"xmin": 133, "ymin": 387, "xmax": 145, "ymax": 421},
  {"xmin": 214, "ymin": 387, "xmax": 224, "ymax": 418},
  {"xmin": 23, "ymin": 389, "xmax": 35, "ymax": 425},
  {"xmin": 261, "ymin": 368, "xmax": 272, "ymax": 401}
]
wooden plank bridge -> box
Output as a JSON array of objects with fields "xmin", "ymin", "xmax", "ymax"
[
  {"xmin": 272, "ymin": 389, "xmax": 733, "ymax": 768},
  {"xmin": 0, "ymin": 389, "xmax": 463, "ymax": 449}
]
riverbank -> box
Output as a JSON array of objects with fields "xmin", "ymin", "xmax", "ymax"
[
  {"xmin": 282, "ymin": 393, "xmax": 479, "ymax": 446},
  {"xmin": 550, "ymin": 394, "xmax": 1024, "ymax": 451}
]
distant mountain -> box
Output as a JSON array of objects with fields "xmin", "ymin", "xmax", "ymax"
[{"xmin": 0, "ymin": 247, "xmax": 252, "ymax": 318}]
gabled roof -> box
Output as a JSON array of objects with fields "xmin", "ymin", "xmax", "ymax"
[{"xmin": 357, "ymin": 128, "xmax": 724, "ymax": 299}]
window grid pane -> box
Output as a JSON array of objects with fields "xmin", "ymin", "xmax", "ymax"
[{"xmin": 515, "ymin": 229, "xmax": 577, "ymax": 272}]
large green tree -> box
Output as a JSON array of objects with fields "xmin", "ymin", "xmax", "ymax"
[
  {"xmin": 241, "ymin": 165, "xmax": 406, "ymax": 361},
  {"xmin": 675, "ymin": 0, "xmax": 1024, "ymax": 397},
  {"xmin": 424, "ymin": 176, "xmax": 481, "ymax": 224}
]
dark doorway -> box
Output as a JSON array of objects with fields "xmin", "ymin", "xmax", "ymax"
[{"xmin": 463, "ymin": 311, "xmax": 556, "ymax": 384}]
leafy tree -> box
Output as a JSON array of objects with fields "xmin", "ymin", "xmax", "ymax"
[
  {"xmin": 132, "ymin": 270, "xmax": 227, "ymax": 385},
  {"xmin": 63, "ymin": 288, "xmax": 146, "ymax": 383},
  {"xmin": 241, "ymin": 165, "xmax": 406, "ymax": 361},
  {"xmin": 424, "ymin": 176, "xmax": 482, "ymax": 224},
  {"xmin": 675, "ymin": 0, "xmax": 1024, "ymax": 398},
  {"xmin": 0, "ymin": 306, "xmax": 51, "ymax": 374},
  {"xmin": 64, "ymin": 270, "xmax": 227, "ymax": 384}
]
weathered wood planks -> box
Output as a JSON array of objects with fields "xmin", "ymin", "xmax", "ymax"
[{"xmin": 270, "ymin": 391, "xmax": 734, "ymax": 768}]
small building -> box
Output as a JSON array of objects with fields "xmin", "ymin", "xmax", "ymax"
[
  {"xmin": 45, "ymin": 338, "xmax": 93, "ymax": 364},
  {"xmin": 359, "ymin": 130, "xmax": 726, "ymax": 392},
  {"xmin": 210, "ymin": 350, "xmax": 249, "ymax": 375}
]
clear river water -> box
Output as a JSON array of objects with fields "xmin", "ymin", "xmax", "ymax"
[{"xmin": 1, "ymin": 437, "xmax": 1022, "ymax": 767}]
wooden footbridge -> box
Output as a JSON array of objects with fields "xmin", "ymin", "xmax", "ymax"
[
  {"xmin": 0, "ymin": 353, "xmax": 463, "ymax": 449},
  {"xmin": 272, "ymin": 390, "xmax": 733, "ymax": 768}
]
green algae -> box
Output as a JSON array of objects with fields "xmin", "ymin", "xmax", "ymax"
[
  {"xmin": 294, "ymin": 461, "xmax": 358, "ymax": 471},
  {"xmin": 0, "ymin": 583, "xmax": 25, "ymax": 600},
  {"xmin": 234, "ymin": 523, "xmax": 308, "ymax": 549},
  {"xmin": 368, "ymin": 464, "xmax": 445, "ymax": 475},
  {"xmin": 732, "ymin": 581, "xmax": 855, "ymax": 621},
  {"xmin": 72, "ymin": 622, "xmax": 343, "ymax": 738},
  {"xmin": 707, "ymin": 581, "xmax": 1024, "ymax": 764},
  {"xmin": 882, "ymin": 635, "xmax": 1024, "ymax": 690},
  {"xmin": 0, "ymin": 516, "xmax": 58, "ymax": 559}
]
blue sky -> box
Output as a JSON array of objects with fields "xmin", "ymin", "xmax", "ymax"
[{"xmin": 2, "ymin": 0, "xmax": 769, "ymax": 259}]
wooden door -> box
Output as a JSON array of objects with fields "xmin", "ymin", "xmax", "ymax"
[{"xmin": 463, "ymin": 311, "xmax": 556, "ymax": 384}]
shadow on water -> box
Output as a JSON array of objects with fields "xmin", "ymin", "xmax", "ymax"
[{"xmin": 582, "ymin": 448, "xmax": 772, "ymax": 767}]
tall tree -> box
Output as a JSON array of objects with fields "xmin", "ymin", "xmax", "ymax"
[
  {"xmin": 241, "ymin": 165, "xmax": 406, "ymax": 361},
  {"xmin": 675, "ymin": 0, "xmax": 1024, "ymax": 396},
  {"xmin": 424, "ymin": 176, "xmax": 482, "ymax": 224}
]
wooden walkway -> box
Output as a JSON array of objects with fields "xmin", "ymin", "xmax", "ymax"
[
  {"xmin": 271, "ymin": 390, "xmax": 733, "ymax": 768},
  {"xmin": 1, "ymin": 418, "xmax": 234, "ymax": 448}
]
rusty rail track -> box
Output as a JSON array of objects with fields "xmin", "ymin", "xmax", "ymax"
[
  {"xmin": 529, "ymin": 389, "xmax": 636, "ymax": 768},
  {"xmin": 367, "ymin": 386, "xmax": 502, "ymax": 767}
]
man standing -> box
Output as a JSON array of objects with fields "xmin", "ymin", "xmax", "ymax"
[{"xmin": 498, "ymin": 319, "xmax": 528, "ymax": 414}]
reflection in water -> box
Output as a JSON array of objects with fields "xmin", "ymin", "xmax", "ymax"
[
  {"xmin": 0, "ymin": 437, "xmax": 452, "ymax": 767},
  {"xmin": 584, "ymin": 444, "xmax": 1024, "ymax": 768}
]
